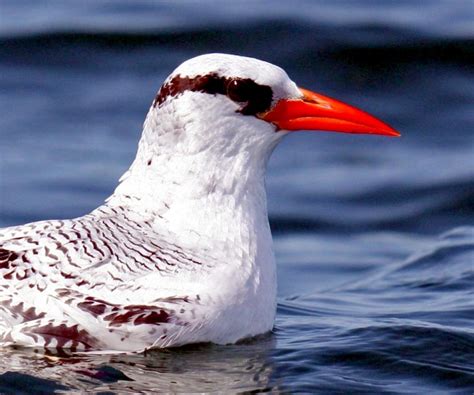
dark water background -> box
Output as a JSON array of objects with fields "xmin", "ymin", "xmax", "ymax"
[{"xmin": 0, "ymin": 0, "xmax": 473, "ymax": 393}]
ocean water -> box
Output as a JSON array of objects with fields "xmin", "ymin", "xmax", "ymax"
[{"xmin": 0, "ymin": 0, "xmax": 473, "ymax": 393}]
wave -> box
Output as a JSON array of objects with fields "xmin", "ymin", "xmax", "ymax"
[
  {"xmin": 270, "ymin": 179, "xmax": 474, "ymax": 233},
  {"xmin": 1, "ymin": 21, "xmax": 472, "ymax": 66}
]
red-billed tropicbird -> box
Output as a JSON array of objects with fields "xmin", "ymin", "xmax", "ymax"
[{"xmin": 0, "ymin": 54, "xmax": 399, "ymax": 353}]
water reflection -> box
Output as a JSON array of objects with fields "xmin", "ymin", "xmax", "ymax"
[{"xmin": 0, "ymin": 335, "xmax": 278, "ymax": 392}]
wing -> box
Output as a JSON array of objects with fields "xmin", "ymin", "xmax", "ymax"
[
  {"xmin": 0, "ymin": 205, "xmax": 209, "ymax": 284},
  {"xmin": 0, "ymin": 287, "xmax": 201, "ymax": 352},
  {"xmin": 0, "ymin": 205, "xmax": 211, "ymax": 351}
]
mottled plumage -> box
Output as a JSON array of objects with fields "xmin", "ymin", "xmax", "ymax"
[{"xmin": 0, "ymin": 206, "xmax": 211, "ymax": 351}]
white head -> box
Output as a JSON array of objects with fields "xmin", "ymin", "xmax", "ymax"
[
  {"xmin": 141, "ymin": 54, "xmax": 300, "ymax": 174},
  {"xmin": 114, "ymin": 53, "xmax": 398, "ymax": 206}
]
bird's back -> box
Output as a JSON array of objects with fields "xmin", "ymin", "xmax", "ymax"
[{"xmin": 0, "ymin": 205, "xmax": 217, "ymax": 352}]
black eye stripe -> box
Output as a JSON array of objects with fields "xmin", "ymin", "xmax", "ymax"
[{"xmin": 153, "ymin": 73, "xmax": 273, "ymax": 116}]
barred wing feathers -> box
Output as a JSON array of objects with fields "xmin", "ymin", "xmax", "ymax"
[{"xmin": 0, "ymin": 206, "xmax": 209, "ymax": 352}]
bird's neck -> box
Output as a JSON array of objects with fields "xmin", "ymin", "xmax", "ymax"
[{"xmin": 106, "ymin": 105, "xmax": 281, "ymax": 250}]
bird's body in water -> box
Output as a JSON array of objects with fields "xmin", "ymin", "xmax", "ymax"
[{"xmin": 0, "ymin": 54, "xmax": 398, "ymax": 353}]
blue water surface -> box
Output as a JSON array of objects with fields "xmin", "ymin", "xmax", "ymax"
[{"xmin": 0, "ymin": 0, "xmax": 473, "ymax": 393}]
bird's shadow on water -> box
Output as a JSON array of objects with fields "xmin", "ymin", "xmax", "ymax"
[{"xmin": 0, "ymin": 334, "xmax": 281, "ymax": 393}]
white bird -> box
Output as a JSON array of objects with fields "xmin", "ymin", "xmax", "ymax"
[{"xmin": 0, "ymin": 54, "xmax": 399, "ymax": 353}]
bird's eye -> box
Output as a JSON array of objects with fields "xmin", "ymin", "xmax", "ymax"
[
  {"xmin": 225, "ymin": 77, "xmax": 273, "ymax": 115},
  {"xmin": 226, "ymin": 79, "xmax": 253, "ymax": 103}
]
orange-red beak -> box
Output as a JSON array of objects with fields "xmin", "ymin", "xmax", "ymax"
[{"xmin": 261, "ymin": 87, "xmax": 400, "ymax": 137}]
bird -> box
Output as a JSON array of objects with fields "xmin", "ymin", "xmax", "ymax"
[{"xmin": 0, "ymin": 53, "xmax": 399, "ymax": 353}]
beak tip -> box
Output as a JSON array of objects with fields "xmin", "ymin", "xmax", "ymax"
[{"xmin": 385, "ymin": 127, "xmax": 401, "ymax": 137}]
